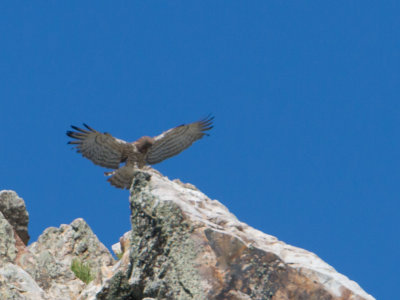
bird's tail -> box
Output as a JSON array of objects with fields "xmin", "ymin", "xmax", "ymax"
[{"xmin": 106, "ymin": 165, "xmax": 135, "ymax": 189}]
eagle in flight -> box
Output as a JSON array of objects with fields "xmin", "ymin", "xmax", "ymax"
[{"xmin": 67, "ymin": 116, "xmax": 214, "ymax": 189}]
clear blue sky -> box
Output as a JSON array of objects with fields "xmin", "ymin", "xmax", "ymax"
[{"xmin": 1, "ymin": 2, "xmax": 398, "ymax": 299}]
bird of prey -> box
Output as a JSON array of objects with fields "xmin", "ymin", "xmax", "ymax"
[{"xmin": 66, "ymin": 116, "xmax": 214, "ymax": 189}]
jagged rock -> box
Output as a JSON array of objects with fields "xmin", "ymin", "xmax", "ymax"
[
  {"xmin": 0, "ymin": 190, "xmax": 116, "ymax": 300},
  {"xmin": 0, "ymin": 190, "xmax": 30, "ymax": 245},
  {"xmin": 0, "ymin": 207, "xmax": 46, "ymax": 299},
  {"xmin": 28, "ymin": 218, "xmax": 115, "ymax": 299},
  {"xmin": 100, "ymin": 170, "xmax": 375, "ymax": 300}
]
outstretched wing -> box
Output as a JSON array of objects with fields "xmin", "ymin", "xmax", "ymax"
[
  {"xmin": 146, "ymin": 116, "xmax": 214, "ymax": 165},
  {"xmin": 67, "ymin": 124, "xmax": 129, "ymax": 169}
]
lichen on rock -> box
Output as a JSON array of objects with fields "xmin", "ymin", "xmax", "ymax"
[
  {"xmin": 0, "ymin": 170, "xmax": 375, "ymax": 300},
  {"xmin": 0, "ymin": 212, "xmax": 18, "ymax": 265},
  {"xmin": 99, "ymin": 169, "xmax": 375, "ymax": 300}
]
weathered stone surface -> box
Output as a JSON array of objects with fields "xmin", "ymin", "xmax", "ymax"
[
  {"xmin": 0, "ymin": 191, "xmax": 116, "ymax": 299},
  {"xmin": 28, "ymin": 218, "xmax": 115, "ymax": 299},
  {"xmin": 0, "ymin": 190, "xmax": 30, "ymax": 245},
  {"xmin": 0, "ymin": 203, "xmax": 48, "ymax": 299},
  {"xmin": 0, "ymin": 171, "xmax": 375, "ymax": 299},
  {"xmin": 0, "ymin": 263, "xmax": 48, "ymax": 300},
  {"xmin": 0, "ymin": 211, "xmax": 18, "ymax": 265},
  {"xmin": 99, "ymin": 169, "xmax": 375, "ymax": 300}
]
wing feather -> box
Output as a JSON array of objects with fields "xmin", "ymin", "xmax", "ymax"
[
  {"xmin": 67, "ymin": 124, "xmax": 129, "ymax": 169},
  {"xmin": 146, "ymin": 116, "xmax": 214, "ymax": 165}
]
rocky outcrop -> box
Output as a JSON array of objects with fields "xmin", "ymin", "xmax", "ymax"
[
  {"xmin": 0, "ymin": 190, "xmax": 29, "ymax": 245},
  {"xmin": 27, "ymin": 218, "xmax": 115, "ymax": 299},
  {"xmin": 0, "ymin": 171, "xmax": 375, "ymax": 299},
  {"xmin": 0, "ymin": 191, "xmax": 114, "ymax": 299},
  {"xmin": 0, "ymin": 191, "xmax": 46, "ymax": 299},
  {"xmin": 97, "ymin": 170, "xmax": 375, "ymax": 300}
]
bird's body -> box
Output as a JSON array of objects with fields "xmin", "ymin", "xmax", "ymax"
[{"xmin": 67, "ymin": 116, "xmax": 213, "ymax": 189}]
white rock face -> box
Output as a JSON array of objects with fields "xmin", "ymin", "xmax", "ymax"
[
  {"xmin": 103, "ymin": 170, "xmax": 375, "ymax": 300},
  {"xmin": 151, "ymin": 171, "xmax": 375, "ymax": 299},
  {"xmin": 0, "ymin": 263, "xmax": 48, "ymax": 300}
]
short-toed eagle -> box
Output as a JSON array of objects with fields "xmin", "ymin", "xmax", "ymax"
[{"xmin": 66, "ymin": 116, "xmax": 213, "ymax": 189}]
